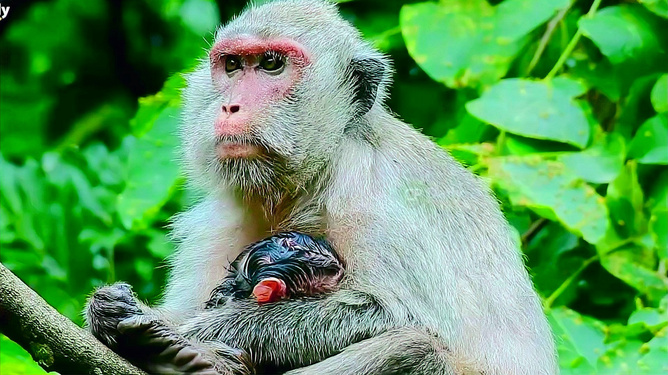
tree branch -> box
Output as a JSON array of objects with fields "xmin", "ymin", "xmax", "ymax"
[{"xmin": 0, "ymin": 262, "xmax": 147, "ymax": 375}]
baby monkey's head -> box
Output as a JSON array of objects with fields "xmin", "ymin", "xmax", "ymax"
[{"xmin": 207, "ymin": 232, "xmax": 344, "ymax": 307}]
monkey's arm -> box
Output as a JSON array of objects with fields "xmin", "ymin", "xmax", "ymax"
[
  {"xmin": 180, "ymin": 290, "xmax": 394, "ymax": 369},
  {"xmin": 86, "ymin": 283, "xmax": 253, "ymax": 375}
]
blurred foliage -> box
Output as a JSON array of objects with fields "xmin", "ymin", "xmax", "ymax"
[{"xmin": 0, "ymin": 0, "xmax": 667, "ymax": 373}]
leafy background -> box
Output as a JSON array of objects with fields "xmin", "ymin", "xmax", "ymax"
[{"xmin": 0, "ymin": 0, "xmax": 666, "ymax": 373}]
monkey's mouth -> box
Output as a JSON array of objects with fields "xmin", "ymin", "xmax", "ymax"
[
  {"xmin": 216, "ymin": 142, "xmax": 263, "ymax": 159},
  {"xmin": 215, "ymin": 136, "xmax": 266, "ymax": 159}
]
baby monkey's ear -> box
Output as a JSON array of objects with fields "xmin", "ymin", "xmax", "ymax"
[{"xmin": 253, "ymin": 277, "xmax": 288, "ymax": 304}]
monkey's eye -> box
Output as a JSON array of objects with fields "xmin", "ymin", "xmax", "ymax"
[
  {"xmin": 224, "ymin": 55, "xmax": 242, "ymax": 73},
  {"xmin": 259, "ymin": 53, "xmax": 285, "ymax": 73}
]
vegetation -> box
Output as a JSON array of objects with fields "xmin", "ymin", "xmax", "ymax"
[{"xmin": 0, "ymin": 0, "xmax": 666, "ymax": 373}]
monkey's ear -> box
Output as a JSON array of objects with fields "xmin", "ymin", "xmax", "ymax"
[{"xmin": 350, "ymin": 57, "xmax": 388, "ymax": 116}]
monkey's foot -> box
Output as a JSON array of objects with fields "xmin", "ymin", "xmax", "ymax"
[{"xmin": 118, "ymin": 315, "xmax": 254, "ymax": 375}]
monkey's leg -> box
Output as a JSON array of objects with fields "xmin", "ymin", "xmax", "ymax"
[
  {"xmin": 85, "ymin": 283, "xmax": 253, "ymax": 375},
  {"xmin": 179, "ymin": 291, "xmax": 459, "ymax": 374},
  {"xmin": 284, "ymin": 327, "xmax": 461, "ymax": 375}
]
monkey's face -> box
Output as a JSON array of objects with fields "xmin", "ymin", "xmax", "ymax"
[
  {"xmin": 195, "ymin": 36, "xmax": 314, "ymax": 192},
  {"xmin": 185, "ymin": 36, "xmax": 326, "ymax": 193},
  {"xmin": 207, "ymin": 38, "xmax": 310, "ymax": 161},
  {"xmin": 181, "ymin": 1, "xmax": 389, "ymax": 193}
]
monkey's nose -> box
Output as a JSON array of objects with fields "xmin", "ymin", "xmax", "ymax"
[{"xmin": 222, "ymin": 104, "xmax": 241, "ymax": 114}]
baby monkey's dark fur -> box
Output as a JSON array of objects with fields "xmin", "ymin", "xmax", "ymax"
[{"xmin": 206, "ymin": 232, "xmax": 344, "ymax": 308}]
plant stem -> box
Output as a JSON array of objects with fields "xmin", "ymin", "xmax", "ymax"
[
  {"xmin": 525, "ymin": 3, "xmax": 572, "ymax": 77},
  {"xmin": 544, "ymin": 254, "xmax": 599, "ymax": 309},
  {"xmin": 521, "ymin": 218, "xmax": 548, "ymax": 246},
  {"xmin": 544, "ymin": 0, "xmax": 604, "ymax": 80},
  {"xmin": 496, "ymin": 130, "xmax": 507, "ymax": 155},
  {"xmin": 372, "ymin": 26, "xmax": 402, "ymax": 47}
]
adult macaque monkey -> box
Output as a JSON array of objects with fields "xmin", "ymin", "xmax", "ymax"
[{"xmin": 86, "ymin": 0, "xmax": 558, "ymax": 374}]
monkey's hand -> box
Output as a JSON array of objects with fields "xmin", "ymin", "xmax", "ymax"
[
  {"xmin": 85, "ymin": 282, "xmax": 143, "ymax": 348},
  {"xmin": 86, "ymin": 283, "xmax": 253, "ymax": 375}
]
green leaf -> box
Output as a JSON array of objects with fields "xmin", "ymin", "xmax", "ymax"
[
  {"xmin": 558, "ymin": 132, "xmax": 626, "ymax": 184},
  {"xmin": 400, "ymin": 0, "xmax": 569, "ymax": 88},
  {"xmin": 628, "ymin": 114, "xmax": 668, "ymax": 165},
  {"xmin": 0, "ymin": 334, "xmax": 49, "ymax": 374},
  {"xmin": 466, "ymin": 78, "xmax": 590, "ymax": 148},
  {"xmin": 527, "ymin": 222, "xmax": 581, "ymax": 301},
  {"xmin": 178, "ymin": 0, "xmax": 220, "ymax": 36},
  {"xmin": 600, "ymin": 245, "xmax": 667, "ymax": 302},
  {"xmin": 147, "ymin": 229, "xmax": 176, "ymax": 258},
  {"xmin": 547, "ymin": 306, "xmax": 606, "ymax": 370},
  {"xmin": 0, "ymin": 75, "xmax": 53, "ymax": 158},
  {"xmin": 637, "ymin": 327, "xmax": 668, "ymax": 373},
  {"xmin": 650, "ymin": 208, "xmax": 668, "ymax": 260},
  {"xmin": 651, "ymin": 74, "xmax": 668, "ymax": 114},
  {"xmin": 639, "ymin": 0, "xmax": 668, "ymax": 18},
  {"xmin": 647, "ymin": 169, "xmax": 668, "ymax": 211},
  {"xmin": 579, "ymin": 5, "xmax": 665, "ymax": 65},
  {"xmin": 42, "ymin": 153, "xmax": 113, "ymax": 226},
  {"xmin": 134, "ymin": 257, "xmax": 154, "ymax": 281},
  {"xmin": 117, "ymin": 105, "xmax": 182, "ymax": 230},
  {"xmin": 487, "ymin": 156, "xmax": 609, "ymax": 244},
  {"xmin": 606, "ymin": 161, "xmax": 647, "ymax": 237},
  {"xmin": 131, "ymin": 74, "xmax": 185, "ymax": 136},
  {"xmin": 597, "ymin": 339, "xmax": 645, "ymax": 375},
  {"xmin": 568, "ymin": 59, "xmax": 622, "ymax": 101},
  {"xmin": 82, "ymin": 143, "xmax": 124, "ymax": 188},
  {"xmin": 617, "ymin": 75, "xmax": 662, "ymax": 140},
  {"xmin": 628, "ymin": 307, "xmax": 668, "ymax": 330}
]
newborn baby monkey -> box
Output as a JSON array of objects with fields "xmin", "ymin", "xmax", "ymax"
[
  {"xmin": 85, "ymin": 232, "xmax": 343, "ymax": 375},
  {"xmin": 206, "ymin": 232, "xmax": 344, "ymax": 308}
]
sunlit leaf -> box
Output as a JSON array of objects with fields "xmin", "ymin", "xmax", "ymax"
[
  {"xmin": 647, "ymin": 170, "xmax": 668, "ymax": 211},
  {"xmin": 117, "ymin": 106, "xmax": 182, "ymax": 230},
  {"xmin": 579, "ymin": 5, "xmax": 666, "ymax": 65},
  {"xmin": 131, "ymin": 74, "xmax": 185, "ymax": 137},
  {"xmin": 651, "ymin": 74, "xmax": 668, "ymax": 114},
  {"xmin": 487, "ymin": 156, "xmax": 609, "ymax": 243},
  {"xmin": 400, "ymin": 0, "xmax": 569, "ymax": 88},
  {"xmin": 639, "ymin": 0, "xmax": 668, "ymax": 18},
  {"xmin": 147, "ymin": 229, "xmax": 176, "ymax": 259},
  {"xmin": 628, "ymin": 114, "xmax": 668, "ymax": 165},
  {"xmin": 628, "ymin": 307, "xmax": 668, "ymax": 330},
  {"xmin": 650, "ymin": 208, "xmax": 668, "ymax": 260},
  {"xmin": 597, "ymin": 339, "xmax": 644, "ymax": 375},
  {"xmin": 467, "ymin": 77, "xmax": 590, "ymax": 148},
  {"xmin": 600, "ymin": 245, "xmax": 667, "ymax": 302},
  {"xmin": 637, "ymin": 327, "xmax": 668, "ymax": 373},
  {"xmin": 606, "ymin": 161, "xmax": 647, "ymax": 237},
  {"xmin": 547, "ymin": 307, "xmax": 606, "ymax": 371},
  {"xmin": 178, "ymin": 0, "xmax": 220, "ymax": 36},
  {"xmin": 558, "ymin": 132, "xmax": 626, "ymax": 184},
  {"xmin": 0, "ymin": 335, "xmax": 49, "ymax": 374}
]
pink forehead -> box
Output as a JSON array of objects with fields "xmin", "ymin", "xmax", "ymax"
[{"xmin": 210, "ymin": 37, "xmax": 311, "ymax": 65}]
